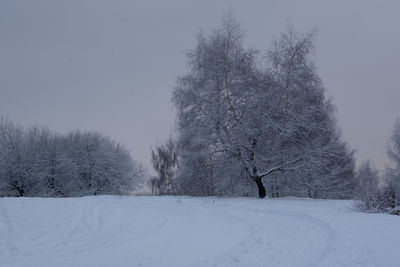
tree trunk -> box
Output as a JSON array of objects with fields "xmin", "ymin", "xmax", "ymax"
[{"xmin": 255, "ymin": 176, "xmax": 266, "ymax": 198}]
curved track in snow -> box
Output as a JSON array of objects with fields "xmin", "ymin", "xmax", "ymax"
[{"xmin": 0, "ymin": 196, "xmax": 399, "ymax": 267}]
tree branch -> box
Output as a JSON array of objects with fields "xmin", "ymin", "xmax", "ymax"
[{"xmin": 259, "ymin": 157, "xmax": 302, "ymax": 178}]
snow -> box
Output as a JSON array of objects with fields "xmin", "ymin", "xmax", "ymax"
[{"xmin": 0, "ymin": 196, "xmax": 399, "ymax": 267}]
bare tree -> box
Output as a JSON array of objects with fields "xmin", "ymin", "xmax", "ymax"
[{"xmin": 150, "ymin": 138, "xmax": 177, "ymax": 195}]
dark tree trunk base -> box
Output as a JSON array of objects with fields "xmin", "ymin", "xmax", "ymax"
[{"xmin": 255, "ymin": 177, "xmax": 266, "ymax": 198}]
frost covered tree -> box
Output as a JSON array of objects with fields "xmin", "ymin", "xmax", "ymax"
[
  {"xmin": 23, "ymin": 126, "xmax": 65, "ymax": 196},
  {"xmin": 173, "ymin": 15, "xmax": 269, "ymax": 197},
  {"xmin": 354, "ymin": 160, "xmax": 381, "ymax": 210},
  {"xmin": 387, "ymin": 119, "xmax": 400, "ymax": 187},
  {"xmin": 356, "ymin": 160, "xmax": 380, "ymax": 198},
  {"xmin": 0, "ymin": 118, "xmax": 32, "ymax": 196},
  {"xmin": 383, "ymin": 118, "xmax": 400, "ymax": 213},
  {"xmin": 54, "ymin": 131, "xmax": 144, "ymax": 196},
  {"xmin": 260, "ymin": 28, "xmax": 355, "ymax": 199},
  {"xmin": 173, "ymin": 16, "xmax": 355, "ymax": 198},
  {"xmin": 150, "ymin": 138, "xmax": 177, "ymax": 195},
  {"xmin": 355, "ymin": 120, "xmax": 400, "ymax": 214}
]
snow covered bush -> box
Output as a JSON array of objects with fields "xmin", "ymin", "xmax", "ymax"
[
  {"xmin": 355, "ymin": 183, "xmax": 399, "ymax": 215},
  {"xmin": 0, "ymin": 117, "xmax": 144, "ymax": 197}
]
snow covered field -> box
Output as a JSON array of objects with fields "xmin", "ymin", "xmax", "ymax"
[{"xmin": 0, "ymin": 196, "xmax": 399, "ymax": 267}]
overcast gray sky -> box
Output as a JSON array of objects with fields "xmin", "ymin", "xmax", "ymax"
[{"xmin": 1, "ymin": 0, "xmax": 399, "ymax": 172}]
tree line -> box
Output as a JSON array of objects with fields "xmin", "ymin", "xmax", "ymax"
[
  {"xmin": 2, "ymin": 14, "xmax": 398, "ymax": 211},
  {"xmin": 0, "ymin": 117, "xmax": 144, "ymax": 197},
  {"xmin": 355, "ymin": 119, "xmax": 400, "ymax": 214}
]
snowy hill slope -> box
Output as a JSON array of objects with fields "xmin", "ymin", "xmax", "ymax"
[{"xmin": 0, "ymin": 196, "xmax": 399, "ymax": 267}]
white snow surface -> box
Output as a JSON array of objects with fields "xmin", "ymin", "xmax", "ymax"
[{"xmin": 0, "ymin": 196, "xmax": 399, "ymax": 267}]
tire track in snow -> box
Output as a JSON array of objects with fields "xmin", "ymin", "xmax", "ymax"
[
  {"xmin": 82, "ymin": 197, "xmax": 103, "ymax": 235},
  {"xmin": 188, "ymin": 208, "xmax": 263, "ymax": 267},
  {"xmin": 19, "ymin": 203, "xmax": 75, "ymax": 250},
  {"xmin": 189, "ymin": 203, "xmax": 335, "ymax": 267},
  {"xmin": 50, "ymin": 198, "xmax": 169, "ymax": 255},
  {"xmin": 0, "ymin": 197, "xmax": 340, "ymax": 267},
  {"xmin": 0, "ymin": 198, "xmax": 17, "ymax": 257},
  {"xmin": 243, "ymin": 206, "xmax": 336, "ymax": 265},
  {"xmin": 284, "ymin": 211, "xmax": 335, "ymax": 267},
  {"xmin": 49, "ymin": 199, "xmax": 87, "ymax": 254},
  {"xmin": 235, "ymin": 206, "xmax": 335, "ymax": 267}
]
